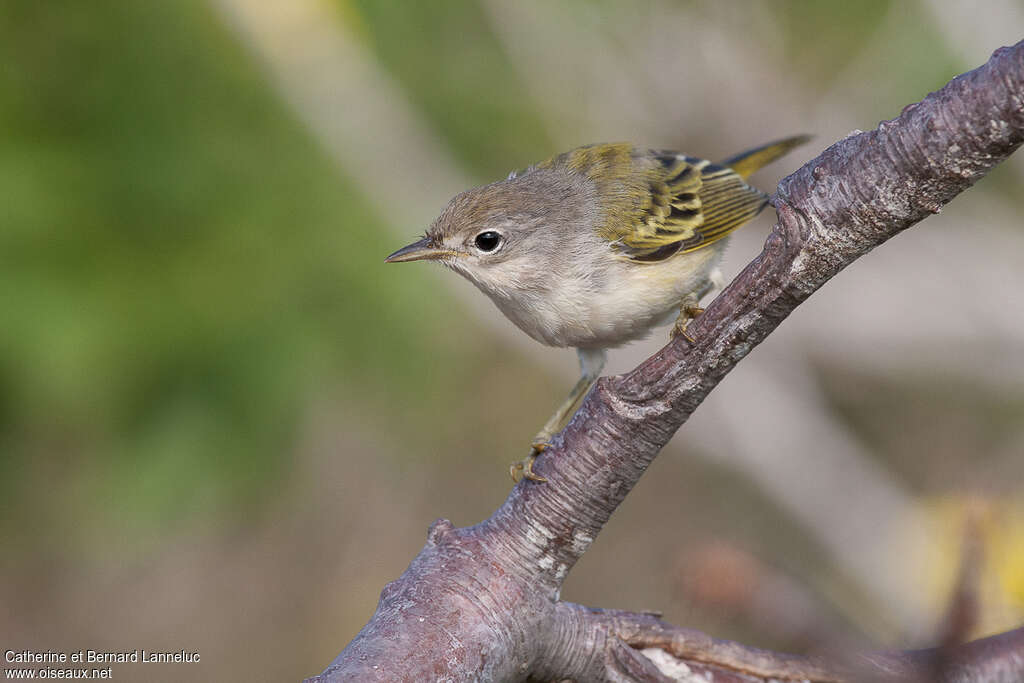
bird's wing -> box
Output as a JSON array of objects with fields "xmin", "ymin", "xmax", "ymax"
[{"xmin": 606, "ymin": 152, "xmax": 770, "ymax": 262}]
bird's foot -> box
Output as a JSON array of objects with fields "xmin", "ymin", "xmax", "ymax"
[
  {"xmin": 671, "ymin": 303, "xmax": 705, "ymax": 343},
  {"xmin": 510, "ymin": 441, "xmax": 550, "ymax": 483}
]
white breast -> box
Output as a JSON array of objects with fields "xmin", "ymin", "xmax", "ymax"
[{"xmin": 489, "ymin": 244, "xmax": 724, "ymax": 349}]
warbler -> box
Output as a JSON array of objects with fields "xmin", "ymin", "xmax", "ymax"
[{"xmin": 386, "ymin": 135, "xmax": 809, "ymax": 482}]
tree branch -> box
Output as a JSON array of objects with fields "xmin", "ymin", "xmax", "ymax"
[
  {"xmin": 552, "ymin": 604, "xmax": 1024, "ymax": 683},
  {"xmin": 308, "ymin": 41, "xmax": 1024, "ymax": 682}
]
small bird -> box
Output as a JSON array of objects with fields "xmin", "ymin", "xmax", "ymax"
[{"xmin": 386, "ymin": 136, "xmax": 809, "ymax": 482}]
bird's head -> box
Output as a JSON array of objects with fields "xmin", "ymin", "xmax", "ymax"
[{"xmin": 385, "ymin": 171, "xmax": 589, "ymax": 300}]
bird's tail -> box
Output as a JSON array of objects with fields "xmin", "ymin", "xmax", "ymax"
[{"xmin": 721, "ymin": 134, "xmax": 812, "ymax": 180}]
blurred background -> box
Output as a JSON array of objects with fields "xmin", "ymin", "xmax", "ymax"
[{"xmin": 2, "ymin": 1, "xmax": 1022, "ymax": 680}]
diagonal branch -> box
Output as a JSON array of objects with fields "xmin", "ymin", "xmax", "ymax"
[{"xmin": 309, "ymin": 41, "xmax": 1024, "ymax": 682}]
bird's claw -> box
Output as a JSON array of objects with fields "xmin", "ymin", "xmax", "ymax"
[
  {"xmin": 671, "ymin": 305, "xmax": 705, "ymax": 343},
  {"xmin": 510, "ymin": 442, "xmax": 550, "ymax": 483}
]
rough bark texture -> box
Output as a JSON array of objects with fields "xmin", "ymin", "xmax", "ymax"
[{"xmin": 309, "ymin": 42, "xmax": 1024, "ymax": 682}]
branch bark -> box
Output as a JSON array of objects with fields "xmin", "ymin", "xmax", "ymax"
[{"xmin": 309, "ymin": 41, "xmax": 1024, "ymax": 682}]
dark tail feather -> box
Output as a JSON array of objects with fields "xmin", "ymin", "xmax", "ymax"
[{"xmin": 721, "ymin": 134, "xmax": 812, "ymax": 180}]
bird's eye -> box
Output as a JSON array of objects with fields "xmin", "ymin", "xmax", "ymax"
[{"xmin": 474, "ymin": 231, "xmax": 502, "ymax": 252}]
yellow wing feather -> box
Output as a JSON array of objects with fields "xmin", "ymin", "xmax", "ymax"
[
  {"xmin": 530, "ymin": 137, "xmax": 808, "ymax": 262},
  {"xmin": 721, "ymin": 134, "xmax": 812, "ymax": 180},
  {"xmin": 596, "ymin": 153, "xmax": 769, "ymax": 261}
]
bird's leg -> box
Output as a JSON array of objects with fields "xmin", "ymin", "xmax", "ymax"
[
  {"xmin": 671, "ymin": 268, "xmax": 725, "ymax": 343},
  {"xmin": 705, "ymin": 267, "xmax": 726, "ymax": 299},
  {"xmin": 510, "ymin": 348, "xmax": 606, "ymax": 483}
]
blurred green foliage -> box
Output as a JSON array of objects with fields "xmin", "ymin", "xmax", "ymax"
[
  {"xmin": 778, "ymin": 0, "xmax": 894, "ymax": 83},
  {"xmin": 344, "ymin": 0, "xmax": 553, "ymax": 175},
  {"xmin": 0, "ymin": 0, "xmax": 475, "ymax": 537}
]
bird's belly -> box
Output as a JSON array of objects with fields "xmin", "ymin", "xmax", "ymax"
[
  {"xmin": 576, "ymin": 267, "xmax": 696, "ymax": 347},
  {"xmin": 493, "ymin": 249, "xmax": 720, "ymax": 349}
]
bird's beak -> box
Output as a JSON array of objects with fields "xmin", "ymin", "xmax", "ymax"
[{"xmin": 384, "ymin": 236, "xmax": 453, "ymax": 263}]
